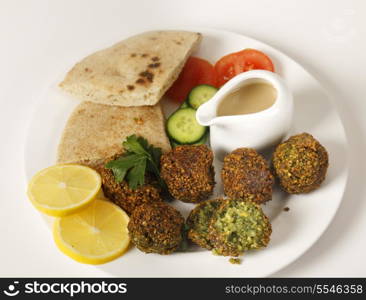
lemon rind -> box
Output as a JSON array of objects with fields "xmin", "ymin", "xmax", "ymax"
[
  {"xmin": 52, "ymin": 200, "xmax": 130, "ymax": 265},
  {"xmin": 27, "ymin": 164, "xmax": 102, "ymax": 217}
]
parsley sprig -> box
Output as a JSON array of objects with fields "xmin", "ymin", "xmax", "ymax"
[{"xmin": 105, "ymin": 135, "xmax": 169, "ymax": 197}]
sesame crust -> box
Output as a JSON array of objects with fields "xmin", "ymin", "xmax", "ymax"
[
  {"xmin": 272, "ymin": 133, "xmax": 329, "ymax": 194},
  {"xmin": 221, "ymin": 148, "xmax": 274, "ymax": 204},
  {"xmin": 160, "ymin": 145, "xmax": 215, "ymax": 203},
  {"xmin": 128, "ymin": 202, "xmax": 184, "ymax": 254}
]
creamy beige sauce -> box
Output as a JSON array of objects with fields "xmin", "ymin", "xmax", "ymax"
[{"xmin": 217, "ymin": 82, "xmax": 277, "ymax": 116}]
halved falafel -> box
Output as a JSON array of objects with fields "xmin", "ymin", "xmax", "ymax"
[
  {"xmin": 160, "ymin": 145, "xmax": 215, "ymax": 203},
  {"xmin": 208, "ymin": 199, "xmax": 272, "ymax": 257},
  {"xmin": 186, "ymin": 198, "xmax": 223, "ymax": 250},
  {"xmin": 221, "ymin": 148, "xmax": 274, "ymax": 204},
  {"xmin": 128, "ymin": 202, "xmax": 184, "ymax": 254},
  {"xmin": 272, "ymin": 133, "xmax": 329, "ymax": 194}
]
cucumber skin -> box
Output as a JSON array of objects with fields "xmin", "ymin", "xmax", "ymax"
[
  {"xmin": 187, "ymin": 84, "xmax": 218, "ymax": 110},
  {"xmin": 166, "ymin": 107, "xmax": 207, "ymax": 144},
  {"xmin": 167, "ymin": 127, "xmax": 208, "ymax": 145},
  {"xmin": 170, "ymin": 132, "xmax": 208, "ymax": 147}
]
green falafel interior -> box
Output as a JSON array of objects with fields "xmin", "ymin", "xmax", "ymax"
[
  {"xmin": 186, "ymin": 198, "xmax": 222, "ymax": 250},
  {"xmin": 186, "ymin": 198, "xmax": 272, "ymax": 258},
  {"xmin": 209, "ymin": 200, "xmax": 272, "ymax": 257}
]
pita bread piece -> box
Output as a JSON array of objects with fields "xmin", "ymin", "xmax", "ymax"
[
  {"xmin": 59, "ymin": 30, "xmax": 202, "ymax": 106},
  {"xmin": 57, "ymin": 101, "xmax": 171, "ymax": 166}
]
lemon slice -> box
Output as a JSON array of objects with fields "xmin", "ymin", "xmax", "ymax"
[
  {"xmin": 27, "ymin": 164, "xmax": 101, "ymax": 217},
  {"xmin": 53, "ymin": 199, "xmax": 130, "ymax": 264}
]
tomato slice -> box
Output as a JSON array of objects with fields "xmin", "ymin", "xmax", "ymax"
[
  {"xmin": 166, "ymin": 56, "xmax": 217, "ymax": 103},
  {"xmin": 214, "ymin": 49, "xmax": 274, "ymax": 86}
]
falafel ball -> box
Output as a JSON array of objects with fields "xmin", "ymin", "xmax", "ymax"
[
  {"xmin": 208, "ymin": 199, "xmax": 272, "ymax": 256},
  {"xmin": 186, "ymin": 198, "xmax": 223, "ymax": 250},
  {"xmin": 272, "ymin": 133, "xmax": 329, "ymax": 194},
  {"xmin": 98, "ymin": 155, "xmax": 163, "ymax": 215},
  {"xmin": 160, "ymin": 145, "xmax": 215, "ymax": 203},
  {"xmin": 221, "ymin": 148, "xmax": 274, "ymax": 204},
  {"xmin": 128, "ymin": 202, "xmax": 185, "ymax": 254}
]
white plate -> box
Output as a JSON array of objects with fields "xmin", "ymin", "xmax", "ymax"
[{"xmin": 24, "ymin": 28, "xmax": 348, "ymax": 277}]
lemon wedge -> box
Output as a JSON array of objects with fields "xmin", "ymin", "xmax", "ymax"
[
  {"xmin": 27, "ymin": 164, "xmax": 101, "ymax": 217},
  {"xmin": 53, "ymin": 199, "xmax": 130, "ymax": 264}
]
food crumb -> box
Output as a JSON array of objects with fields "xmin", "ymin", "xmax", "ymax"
[
  {"xmin": 229, "ymin": 258, "xmax": 241, "ymax": 265},
  {"xmin": 211, "ymin": 249, "xmax": 219, "ymax": 256},
  {"xmin": 283, "ymin": 207, "xmax": 290, "ymax": 212}
]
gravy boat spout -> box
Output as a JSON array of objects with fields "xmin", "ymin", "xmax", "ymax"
[
  {"xmin": 195, "ymin": 97, "xmax": 219, "ymax": 126},
  {"xmin": 195, "ymin": 72, "xmax": 257, "ymax": 126},
  {"xmin": 196, "ymin": 70, "xmax": 293, "ymax": 160}
]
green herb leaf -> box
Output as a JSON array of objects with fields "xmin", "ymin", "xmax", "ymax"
[
  {"xmin": 108, "ymin": 166, "xmax": 128, "ymax": 183},
  {"xmin": 146, "ymin": 146, "xmax": 161, "ymax": 174},
  {"xmin": 122, "ymin": 135, "xmax": 149, "ymax": 156},
  {"xmin": 105, "ymin": 153, "xmax": 145, "ymax": 169},
  {"xmin": 105, "ymin": 154, "xmax": 146, "ymax": 183},
  {"xmin": 149, "ymin": 145, "xmax": 162, "ymax": 165},
  {"xmin": 137, "ymin": 136, "xmax": 149, "ymax": 150},
  {"xmin": 126, "ymin": 158, "xmax": 147, "ymax": 190},
  {"xmin": 105, "ymin": 135, "xmax": 171, "ymax": 198}
]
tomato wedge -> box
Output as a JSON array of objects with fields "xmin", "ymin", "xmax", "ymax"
[
  {"xmin": 166, "ymin": 56, "xmax": 217, "ymax": 103},
  {"xmin": 215, "ymin": 49, "xmax": 274, "ymax": 86}
]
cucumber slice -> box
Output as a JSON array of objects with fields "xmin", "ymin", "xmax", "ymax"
[
  {"xmin": 188, "ymin": 84, "xmax": 218, "ymax": 109},
  {"xmin": 167, "ymin": 108, "xmax": 207, "ymax": 144},
  {"xmin": 193, "ymin": 132, "xmax": 208, "ymax": 145}
]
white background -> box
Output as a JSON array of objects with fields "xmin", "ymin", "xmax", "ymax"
[{"xmin": 0, "ymin": 0, "xmax": 365, "ymax": 277}]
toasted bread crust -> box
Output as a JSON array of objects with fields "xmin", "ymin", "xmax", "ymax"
[
  {"xmin": 59, "ymin": 31, "xmax": 202, "ymax": 106},
  {"xmin": 57, "ymin": 101, "xmax": 170, "ymax": 165}
]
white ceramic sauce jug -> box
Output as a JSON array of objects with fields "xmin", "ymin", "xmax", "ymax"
[{"xmin": 196, "ymin": 70, "xmax": 293, "ymax": 160}]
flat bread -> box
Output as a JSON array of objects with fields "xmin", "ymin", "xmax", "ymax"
[
  {"xmin": 59, "ymin": 30, "xmax": 202, "ymax": 106},
  {"xmin": 57, "ymin": 101, "xmax": 171, "ymax": 166}
]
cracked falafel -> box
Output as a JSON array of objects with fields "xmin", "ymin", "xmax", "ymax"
[
  {"xmin": 186, "ymin": 198, "xmax": 223, "ymax": 250},
  {"xmin": 160, "ymin": 145, "xmax": 215, "ymax": 203},
  {"xmin": 128, "ymin": 202, "xmax": 184, "ymax": 254},
  {"xmin": 272, "ymin": 133, "xmax": 329, "ymax": 194},
  {"xmin": 208, "ymin": 199, "xmax": 272, "ymax": 257},
  {"xmin": 221, "ymin": 148, "xmax": 274, "ymax": 204}
]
